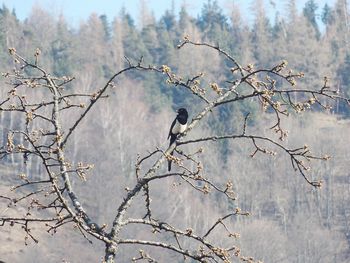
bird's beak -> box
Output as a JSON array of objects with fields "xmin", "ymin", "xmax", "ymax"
[{"xmin": 176, "ymin": 109, "xmax": 179, "ymax": 113}]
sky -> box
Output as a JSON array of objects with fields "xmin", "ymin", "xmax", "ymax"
[{"xmin": 0, "ymin": 0, "xmax": 336, "ymax": 28}]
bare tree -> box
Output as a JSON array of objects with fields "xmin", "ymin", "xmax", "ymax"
[{"xmin": 0, "ymin": 38, "xmax": 349, "ymax": 263}]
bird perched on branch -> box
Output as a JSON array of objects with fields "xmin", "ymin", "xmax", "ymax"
[{"xmin": 167, "ymin": 108, "xmax": 188, "ymax": 171}]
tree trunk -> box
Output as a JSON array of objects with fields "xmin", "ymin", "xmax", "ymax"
[{"xmin": 104, "ymin": 243, "xmax": 118, "ymax": 263}]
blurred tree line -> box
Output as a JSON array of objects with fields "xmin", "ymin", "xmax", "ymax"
[
  {"xmin": 1, "ymin": 1, "xmax": 350, "ymax": 262},
  {"xmin": 0, "ymin": 0, "xmax": 349, "ymax": 116}
]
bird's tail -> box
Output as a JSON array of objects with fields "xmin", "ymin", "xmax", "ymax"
[{"xmin": 168, "ymin": 135, "xmax": 176, "ymax": 171}]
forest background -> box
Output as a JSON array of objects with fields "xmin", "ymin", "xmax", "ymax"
[{"xmin": 0, "ymin": 0, "xmax": 350, "ymax": 262}]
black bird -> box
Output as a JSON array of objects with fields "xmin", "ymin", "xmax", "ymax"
[{"xmin": 167, "ymin": 108, "xmax": 189, "ymax": 171}]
